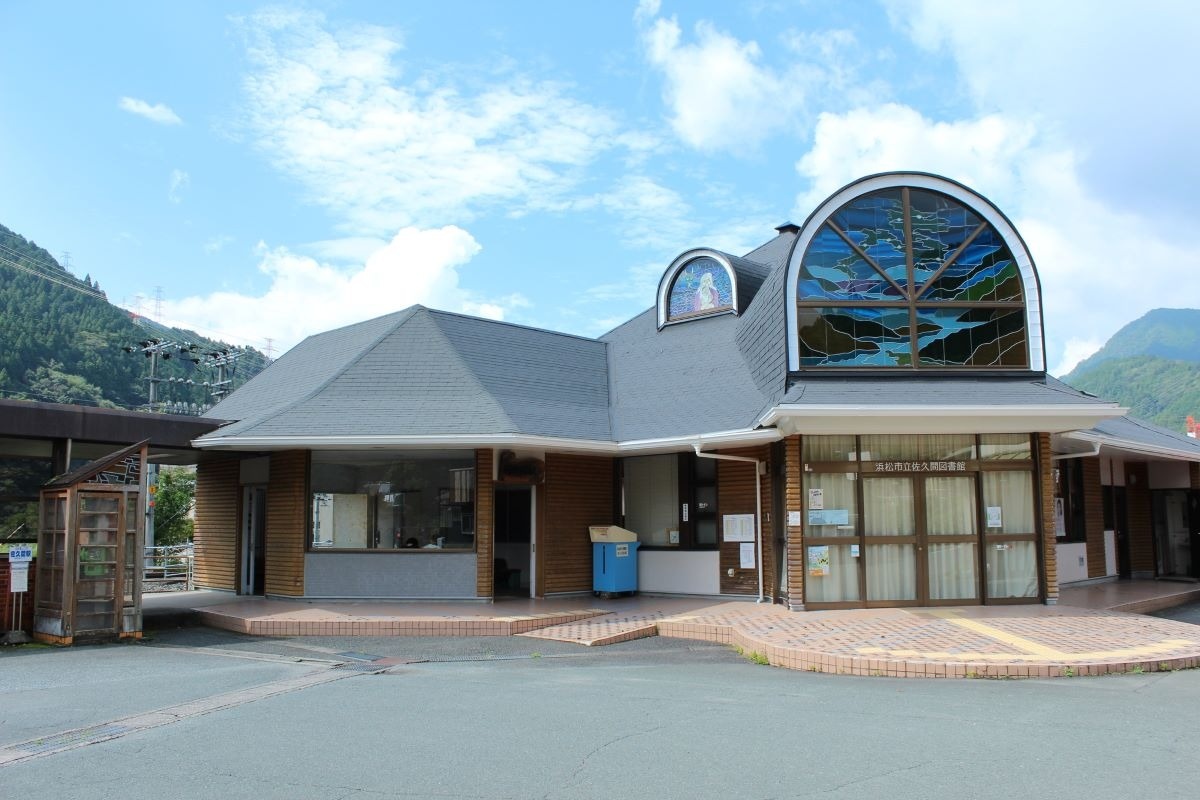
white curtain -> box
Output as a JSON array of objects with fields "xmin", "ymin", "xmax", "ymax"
[
  {"xmin": 864, "ymin": 478, "xmax": 916, "ymax": 600},
  {"xmin": 981, "ymin": 471, "xmax": 1034, "ymax": 533},
  {"xmin": 927, "ymin": 543, "xmax": 976, "ymax": 599},
  {"xmin": 986, "ymin": 541, "xmax": 1038, "ymax": 598},
  {"xmin": 806, "ymin": 545, "xmax": 861, "ymax": 602}
]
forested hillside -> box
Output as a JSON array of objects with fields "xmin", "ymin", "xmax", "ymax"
[
  {"xmin": 0, "ymin": 222, "xmax": 267, "ymax": 412},
  {"xmin": 1062, "ymin": 308, "xmax": 1200, "ymax": 433}
]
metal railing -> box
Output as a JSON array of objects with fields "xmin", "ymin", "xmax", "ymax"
[{"xmin": 143, "ymin": 544, "xmax": 193, "ymax": 591}]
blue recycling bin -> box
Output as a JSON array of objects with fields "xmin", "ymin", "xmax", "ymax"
[{"xmin": 590, "ymin": 525, "xmax": 640, "ymax": 595}]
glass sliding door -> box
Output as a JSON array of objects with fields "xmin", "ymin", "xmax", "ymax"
[
  {"xmin": 863, "ymin": 477, "xmax": 918, "ymax": 603},
  {"xmin": 924, "ymin": 476, "xmax": 979, "ymax": 602}
]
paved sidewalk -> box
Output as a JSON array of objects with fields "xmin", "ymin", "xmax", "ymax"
[{"xmin": 148, "ymin": 581, "xmax": 1200, "ymax": 679}]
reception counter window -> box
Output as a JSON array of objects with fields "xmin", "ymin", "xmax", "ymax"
[{"xmin": 309, "ymin": 452, "xmax": 475, "ymax": 551}]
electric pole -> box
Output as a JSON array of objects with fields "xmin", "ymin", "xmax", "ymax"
[{"xmin": 122, "ymin": 339, "xmax": 179, "ymax": 411}]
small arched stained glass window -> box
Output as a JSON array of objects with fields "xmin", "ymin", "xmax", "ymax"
[
  {"xmin": 667, "ymin": 257, "xmax": 735, "ymax": 321},
  {"xmin": 796, "ymin": 187, "xmax": 1028, "ymax": 369}
]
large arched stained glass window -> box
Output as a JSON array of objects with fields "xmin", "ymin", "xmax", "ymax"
[{"xmin": 796, "ymin": 186, "xmax": 1029, "ymax": 369}]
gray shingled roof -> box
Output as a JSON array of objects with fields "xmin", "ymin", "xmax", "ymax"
[
  {"xmin": 1084, "ymin": 415, "xmax": 1200, "ymax": 457},
  {"xmin": 199, "ymin": 307, "xmax": 611, "ymax": 442},
  {"xmin": 601, "ymin": 308, "xmax": 772, "ymax": 441}
]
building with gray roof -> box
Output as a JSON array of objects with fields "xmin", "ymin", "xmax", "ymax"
[{"xmin": 191, "ymin": 173, "xmax": 1200, "ymax": 607}]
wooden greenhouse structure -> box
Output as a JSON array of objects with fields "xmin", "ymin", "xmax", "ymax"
[{"xmin": 34, "ymin": 441, "xmax": 147, "ymax": 644}]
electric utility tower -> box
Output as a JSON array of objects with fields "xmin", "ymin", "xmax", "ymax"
[{"xmin": 122, "ymin": 339, "xmax": 179, "ymax": 411}]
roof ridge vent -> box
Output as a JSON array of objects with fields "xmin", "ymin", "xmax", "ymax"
[{"xmin": 774, "ymin": 222, "xmax": 800, "ymax": 234}]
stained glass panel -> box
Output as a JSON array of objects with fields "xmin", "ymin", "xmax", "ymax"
[
  {"xmin": 796, "ymin": 185, "xmax": 1030, "ymax": 369},
  {"xmin": 798, "ymin": 226, "xmax": 902, "ymax": 301},
  {"xmin": 830, "ymin": 190, "xmax": 908, "ymax": 290},
  {"xmin": 920, "ymin": 226, "xmax": 1022, "ymax": 302},
  {"xmin": 798, "ymin": 307, "xmax": 913, "ymax": 367},
  {"xmin": 915, "ymin": 307, "xmax": 1028, "ymax": 367},
  {"xmin": 667, "ymin": 257, "xmax": 734, "ymax": 320}
]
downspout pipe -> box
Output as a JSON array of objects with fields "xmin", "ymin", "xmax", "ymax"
[{"xmin": 693, "ymin": 441, "xmax": 766, "ymax": 604}]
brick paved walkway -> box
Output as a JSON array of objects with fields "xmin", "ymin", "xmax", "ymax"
[{"xmin": 160, "ymin": 583, "xmax": 1200, "ymax": 679}]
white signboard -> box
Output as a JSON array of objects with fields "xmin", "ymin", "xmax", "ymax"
[
  {"xmin": 9, "ymin": 562, "xmax": 29, "ymax": 593},
  {"xmin": 615, "ymin": 544, "xmax": 629, "ymax": 558},
  {"xmin": 739, "ymin": 542, "xmax": 756, "ymax": 569},
  {"xmin": 722, "ymin": 514, "xmax": 756, "ymax": 542},
  {"xmin": 807, "ymin": 488, "xmax": 824, "ymax": 510},
  {"xmin": 7, "ymin": 545, "xmax": 32, "ymax": 563},
  {"xmin": 787, "ymin": 511, "xmax": 802, "ymax": 527}
]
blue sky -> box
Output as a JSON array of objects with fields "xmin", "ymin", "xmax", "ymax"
[{"xmin": 1, "ymin": 1, "xmax": 1197, "ymax": 374}]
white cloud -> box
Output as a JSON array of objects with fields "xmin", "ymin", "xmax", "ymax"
[
  {"xmin": 168, "ymin": 169, "xmax": 190, "ymax": 204},
  {"xmin": 162, "ymin": 226, "xmax": 526, "ymax": 353},
  {"xmin": 235, "ymin": 8, "xmax": 618, "ymax": 235},
  {"xmin": 594, "ymin": 175, "xmax": 695, "ymax": 250},
  {"xmin": 635, "ymin": 8, "xmax": 811, "ymax": 153},
  {"xmin": 203, "ymin": 235, "xmax": 233, "ymax": 254},
  {"xmin": 793, "ymin": 104, "xmax": 1200, "ymax": 375},
  {"xmin": 892, "ymin": 0, "xmax": 1200, "ymax": 219},
  {"xmin": 1053, "ymin": 337, "xmax": 1105, "ymax": 379},
  {"xmin": 118, "ymin": 96, "xmax": 182, "ymax": 125}
]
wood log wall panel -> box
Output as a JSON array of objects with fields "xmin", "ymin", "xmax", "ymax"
[
  {"xmin": 1083, "ymin": 457, "xmax": 1107, "ymax": 579},
  {"xmin": 543, "ymin": 454, "xmax": 613, "ymax": 595},
  {"xmin": 784, "ymin": 435, "xmax": 805, "ymax": 607},
  {"xmin": 1191, "ymin": 462, "xmax": 1200, "ymax": 490},
  {"xmin": 475, "ymin": 449, "xmax": 494, "ymax": 599},
  {"xmin": 1125, "ymin": 461, "xmax": 1154, "ymax": 575},
  {"xmin": 717, "ymin": 446, "xmax": 769, "ymax": 596},
  {"xmin": 265, "ymin": 451, "xmax": 308, "ymax": 597},
  {"xmin": 193, "ymin": 456, "xmax": 239, "ymax": 591},
  {"xmin": 1037, "ymin": 433, "xmax": 1058, "ymax": 602}
]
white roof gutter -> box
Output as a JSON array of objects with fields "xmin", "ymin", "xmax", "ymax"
[
  {"xmin": 1061, "ymin": 430, "xmax": 1200, "ymax": 462},
  {"xmin": 192, "ymin": 427, "xmax": 782, "ymax": 454}
]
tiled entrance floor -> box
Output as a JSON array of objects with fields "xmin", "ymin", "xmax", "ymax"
[{"xmin": 152, "ymin": 581, "xmax": 1200, "ymax": 679}]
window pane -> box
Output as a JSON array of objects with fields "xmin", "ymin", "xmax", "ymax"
[
  {"xmin": 798, "ymin": 307, "xmax": 912, "ymax": 367},
  {"xmin": 695, "ymin": 519, "xmax": 717, "ymax": 546},
  {"xmin": 863, "ymin": 478, "xmax": 913, "ymax": 537},
  {"xmin": 802, "ymin": 435, "xmax": 857, "ymax": 462},
  {"xmin": 803, "ymin": 473, "xmax": 858, "ymax": 537},
  {"xmin": 928, "ymin": 543, "xmax": 977, "ymax": 600},
  {"xmin": 829, "ymin": 189, "xmax": 908, "ymax": 291},
  {"xmin": 805, "ymin": 545, "xmax": 860, "ymax": 603},
  {"xmin": 310, "ymin": 452, "xmax": 476, "ymax": 551},
  {"xmin": 861, "ymin": 434, "xmax": 975, "ymax": 462},
  {"xmin": 981, "ymin": 471, "xmax": 1035, "ymax": 534},
  {"xmin": 986, "ymin": 540, "xmax": 1038, "ymax": 598},
  {"xmin": 798, "ymin": 225, "xmax": 900, "ymax": 302},
  {"xmin": 915, "ymin": 307, "xmax": 1028, "ymax": 367},
  {"xmin": 624, "ymin": 454, "xmax": 679, "ymax": 546},
  {"xmin": 925, "ymin": 477, "xmax": 977, "ymax": 537},
  {"xmin": 980, "ymin": 434, "xmax": 1031, "ymax": 461},
  {"xmin": 667, "ymin": 257, "xmax": 734, "ymax": 320},
  {"xmin": 866, "ymin": 544, "xmax": 916, "ymax": 601}
]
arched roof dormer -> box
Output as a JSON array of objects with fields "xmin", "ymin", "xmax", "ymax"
[
  {"xmin": 657, "ymin": 249, "xmax": 770, "ymax": 330},
  {"xmin": 784, "ymin": 172, "xmax": 1046, "ymax": 372}
]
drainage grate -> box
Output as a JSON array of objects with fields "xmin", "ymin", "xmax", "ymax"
[
  {"xmin": 333, "ymin": 661, "xmax": 389, "ymax": 672},
  {"xmin": 19, "ymin": 723, "xmax": 132, "ymax": 754}
]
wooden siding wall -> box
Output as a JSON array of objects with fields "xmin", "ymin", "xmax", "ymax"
[
  {"xmin": 193, "ymin": 456, "xmax": 240, "ymax": 591},
  {"xmin": 784, "ymin": 435, "xmax": 805, "ymax": 609},
  {"xmin": 1037, "ymin": 433, "xmax": 1059, "ymax": 603},
  {"xmin": 717, "ymin": 446, "xmax": 770, "ymax": 596},
  {"xmin": 1082, "ymin": 457, "xmax": 1107, "ymax": 579},
  {"xmin": 1191, "ymin": 462, "xmax": 1200, "ymax": 490},
  {"xmin": 1125, "ymin": 461, "xmax": 1154, "ymax": 575},
  {"xmin": 543, "ymin": 453, "xmax": 613, "ymax": 596},
  {"xmin": 265, "ymin": 451, "xmax": 308, "ymax": 597},
  {"xmin": 475, "ymin": 449, "xmax": 494, "ymax": 599}
]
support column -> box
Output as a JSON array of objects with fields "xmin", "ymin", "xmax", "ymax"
[
  {"xmin": 784, "ymin": 434, "xmax": 805, "ymax": 610},
  {"xmin": 475, "ymin": 449, "xmax": 494, "ymax": 600},
  {"xmin": 1038, "ymin": 433, "xmax": 1059, "ymax": 604}
]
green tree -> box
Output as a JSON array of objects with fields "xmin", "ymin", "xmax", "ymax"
[{"xmin": 153, "ymin": 467, "xmax": 195, "ymax": 546}]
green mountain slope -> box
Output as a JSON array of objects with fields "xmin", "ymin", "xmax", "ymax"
[
  {"xmin": 1060, "ymin": 307, "xmax": 1200, "ymax": 433},
  {"xmin": 1066, "ymin": 355, "xmax": 1200, "ymax": 431},
  {"xmin": 1065, "ymin": 308, "xmax": 1200, "ymax": 380},
  {"xmin": 0, "ymin": 222, "xmax": 267, "ymax": 412}
]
